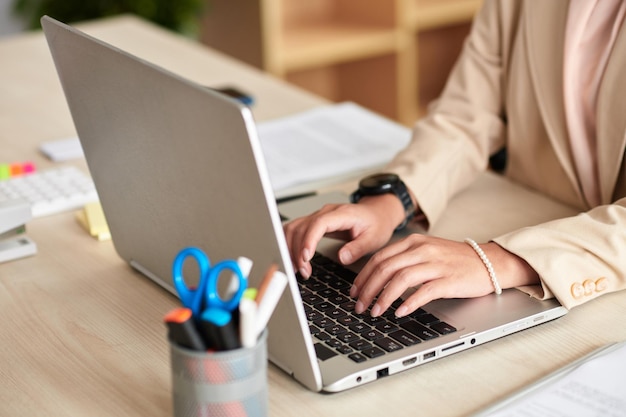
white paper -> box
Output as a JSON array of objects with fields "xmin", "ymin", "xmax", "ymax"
[
  {"xmin": 482, "ymin": 342, "xmax": 626, "ymax": 417},
  {"xmin": 39, "ymin": 137, "xmax": 84, "ymax": 162},
  {"xmin": 256, "ymin": 102, "xmax": 411, "ymax": 192}
]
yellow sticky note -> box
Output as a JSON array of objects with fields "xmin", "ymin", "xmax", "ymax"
[{"xmin": 76, "ymin": 202, "xmax": 111, "ymax": 241}]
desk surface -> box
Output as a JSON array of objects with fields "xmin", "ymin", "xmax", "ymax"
[{"xmin": 1, "ymin": 16, "xmax": 625, "ymax": 417}]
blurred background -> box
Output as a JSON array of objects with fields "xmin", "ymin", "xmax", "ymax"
[{"xmin": 1, "ymin": 0, "xmax": 482, "ymax": 126}]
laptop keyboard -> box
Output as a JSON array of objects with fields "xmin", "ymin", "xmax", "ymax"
[{"xmin": 299, "ymin": 253, "xmax": 457, "ymax": 363}]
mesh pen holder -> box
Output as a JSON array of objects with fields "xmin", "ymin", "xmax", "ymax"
[{"xmin": 169, "ymin": 331, "xmax": 268, "ymax": 417}]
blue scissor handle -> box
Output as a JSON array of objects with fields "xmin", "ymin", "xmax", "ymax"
[
  {"xmin": 172, "ymin": 247, "xmax": 212, "ymax": 316},
  {"xmin": 204, "ymin": 259, "xmax": 247, "ymax": 312}
]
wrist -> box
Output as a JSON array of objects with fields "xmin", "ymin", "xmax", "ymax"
[
  {"xmin": 482, "ymin": 242, "xmax": 540, "ymax": 289},
  {"xmin": 359, "ymin": 193, "xmax": 408, "ymax": 232},
  {"xmin": 350, "ymin": 173, "xmax": 416, "ymax": 230}
]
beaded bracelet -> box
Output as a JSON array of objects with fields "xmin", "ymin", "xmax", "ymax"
[{"xmin": 464, "ymin": 238, "xmax": 502, "ymax": 295}]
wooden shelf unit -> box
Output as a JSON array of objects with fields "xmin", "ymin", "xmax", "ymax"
[{"xmin": 200, "ymin": 0, "xmax": 482, "ymax": 125}]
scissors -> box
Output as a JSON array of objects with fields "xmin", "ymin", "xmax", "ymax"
[{"xmin": 172, "ymin": 247, "xmax": 247, "ymax": 318}]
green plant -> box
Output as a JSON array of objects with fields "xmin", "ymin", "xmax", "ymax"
[{"xmin": 13, "ymin": 0, "xmax": 205, "ymax": 36}]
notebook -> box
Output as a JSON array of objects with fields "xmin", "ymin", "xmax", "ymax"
[{"xmin": 42, "ymin": 16, "xmax": 568, "ymax": 392}]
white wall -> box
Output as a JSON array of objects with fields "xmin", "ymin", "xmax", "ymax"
[{"xmin": 0, "ymin": 0, "xmax": 26, "ymax": 37}]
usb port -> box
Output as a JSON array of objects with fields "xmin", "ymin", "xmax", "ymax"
[
  {"xmin": 423, "ymin": 351, "xmax": 436, "ymax": 360},
  {"xmin": 377, "ymin": 368, "xmax": 389, "ymax": 378}
]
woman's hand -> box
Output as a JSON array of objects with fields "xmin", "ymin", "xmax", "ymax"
[
  {"xmin": 283, "ymin": 194, "xmax": 405, "ymax": 279},
  {"xmin": 351, "ymin": 235, "xmax": 540, "ymax": 317},
  {"xmin": 283, "ymin": 194, "xmax": 540, "ymax": 319}
]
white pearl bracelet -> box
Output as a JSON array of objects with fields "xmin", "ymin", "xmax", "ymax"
[{"xmin": 464, "ymin": 238, "xmax": 502, "ymax": 295}]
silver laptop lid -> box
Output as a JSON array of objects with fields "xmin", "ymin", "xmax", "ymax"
[{"xmin": 41, "ymin": 16, "xmax": 323, "ymax": 391}]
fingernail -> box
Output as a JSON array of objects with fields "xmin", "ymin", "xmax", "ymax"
[
  {"xmin": 371, "ymin": 304, "xmax": 381, "ymax": 317},
  {"xmin": 395, "ymin": 305, "xmax": 408, "ymax": 318},
  {"xmin": 355, "ymin": 300, "xmax": 365, "ymax": 314},
  {"xmin": 349, "ymin": 284, "xmax": 358, "ymax": 298},
  {"xmin": 339, "ymin": 250, "xmax": 352, "ymax": 264},
  {"xmin": 299, "ymin": 267, "xmax": 309, "ymax": 279},
  {"xmin": 302, "ymin": 248, "xmax": 311, "ymax": 262}
]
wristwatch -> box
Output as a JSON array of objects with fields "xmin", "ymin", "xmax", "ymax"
[{"xmin": 350, "ymin": 173, "xmax": 415, "ymax": 230}]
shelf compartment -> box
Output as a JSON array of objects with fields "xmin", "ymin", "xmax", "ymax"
[
  {"xmin": 286, "ymin": 52, "xmax": 399, "ymax": 121},
  {"xmin": 408, "ymin": 0, "xmax": 483, "ymax": 30},
  {"xmin": 281, "ymin": 24, "xmax": 399, "ymax": 73}
]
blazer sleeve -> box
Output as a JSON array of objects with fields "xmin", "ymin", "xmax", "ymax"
[
  {"xmin": 386, "ymin": 0, "xmax": 514, "ymax": 225},
  {"xmin": 493, "ymin": 197, "xmax": 626, "ymax": 309}
]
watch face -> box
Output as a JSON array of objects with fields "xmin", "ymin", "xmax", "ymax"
[{"xmin": 360, "ymin": 173, "xmax": 400, "ymax": 192}]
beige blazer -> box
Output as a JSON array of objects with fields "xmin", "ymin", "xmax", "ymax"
[{"xmin": 388, "ymin": 0, "xmax": 626, "ymax": 309}]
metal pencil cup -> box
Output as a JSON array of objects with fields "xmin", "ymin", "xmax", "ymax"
[{"xmin": 169, "ymin": 331, "xmax": 268, "ymax": 417}]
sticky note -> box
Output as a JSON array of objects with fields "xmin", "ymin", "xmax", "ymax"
[{"xmin": 76, "ymin": 202, "xmax": 111, "ymax": 241}]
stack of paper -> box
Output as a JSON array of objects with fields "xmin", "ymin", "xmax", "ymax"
[{"xmin": 256, "ymin": 102, "xmax": 411, "ymax": 194}]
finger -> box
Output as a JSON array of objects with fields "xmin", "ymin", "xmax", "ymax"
[
  {"xmin": 353, "ymin": 244, "xmax": 423, "ymax": 314},
  {"xmin": 351, "ymin": 235, "xmax": 424, "ymax": 298},
  {"xmin": 285, "ymin": 204, "xmax": 356, "ymax": 278},
  {"xmin": 394, "ymin": 281, "xmax": 447, "ymax": 317},
  {"xmin": 283, "ymin": 219, "xmax": 310, "ymax": 277},
  {"xmin": 299, "ymin": 206, "xmax": 365, "ymax": 264},
  {"xmin": 371, "ymin": 262, "xmax": 442, "ymax": 317}
]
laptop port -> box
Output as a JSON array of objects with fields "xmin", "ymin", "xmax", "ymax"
[
  {"xmin": 423, "ymin": 351, "xmax": 436, "ymax": 360},
  {"xmin": 402, "ymin": 357, "xmax": 418, "ymax": 366},
  {"xmin": 377, "ymin": 368, "xmax": 389, "ymax": 378},
  {"xmin": 442, "ymin": 342, "xmax": 465, "ymax": 352}
]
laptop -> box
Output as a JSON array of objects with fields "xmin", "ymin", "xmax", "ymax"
[{"xmin": 41, "ymin": 16, "xmax": 567, "ymax": 392}]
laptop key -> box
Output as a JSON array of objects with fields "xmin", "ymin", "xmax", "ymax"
[
  {"xmin": 307, "ymin": 310, "xmax": 323, "ymax": 321},
  {"xmin": 315, "ymin": 343, "xmax": 337, "ymax": 361},
  {"xmin": 313, "ymin": 317, "xmax": 335, "ymax": 328},
  {"xmin": 337, "ymin": 315, "xmax": 359, "ymax": 326},
  {"xmin": 349, "ymin": 322, "xmax": 370, "ymax": 333},
  {"xmin": 362, "ymin": 346, "xmax": 386, "ymax": 359},
  {"xmin": 336, "ymin": 345, "xmax": 354, "ymax": 355},
  {"xmin": 316, "ymin": 301, "xmax": 335, "ymax": 311},
  {"xmin": 349, "ymin": 340, "xmax": 372, "ymax": 351},
  {"xmin": 375, "ymin": 321, "xmax": 399, "ymax": 333},
  {"xmin": 326, "ymin": 339, "xmax": 343, "ymax": 349},
  {"xmin": 327, "ymin": 308, "xmax": 348, "ymax": 320},
  {"xmin": 401, "ymin": 321, "xmax": 440, "ymax": 341},
  {"xmin": 389, "ymin": 330, "xmax": 421, "ymax": 346},
  {"xmin": 327, "ymin": 325, "xmax": 348, "ymax": 336},
  {"xmin": 317, "ymin": 332, "xmax": 332, "ymax": 341},
  {"xmin": 327, "ymin": 293, "xmax": 350, "ymax": 305},
  {"xmin": 309, "ymin": 325, "xmax": 321, "ymax": 335},
  {"xmin": 375, "ymin": 337, "xmax": 404, "ymax": 353},
  {"xmin": 319, "ymin": 287, "xmax": 339, "ymax": 298},
  {"xmin": 337, "ymin": 332, "xmax": 361, "ymax": 344},
  {"xmin": 302, "ymin": 294, "xmax": 324, "ymax": 305},
  {"xmin": 362, "ymin": 329, "xmax": 385, "ymax": 341},
  {"xmin": 416, "ymin": 313, "xmax": 441, "ymax": 326},
  {"xmin": 348, "ymin": 352, "xmax": 368, "ymax": 363},
  {"xmin": 340, "ymin": 300, "xmax": 356, "ymax": 311},
  {"xmin": 430, "ymin": 321, "xmax": 457, "ymax": 335},
  {"xmin": 327, "ymin": 278, "xmax": 351, "ymax": 290}
]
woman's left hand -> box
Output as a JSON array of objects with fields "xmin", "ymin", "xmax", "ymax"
[{"xmin": 350, "ymin": 234, "xmax": 540, "ymax": 317}]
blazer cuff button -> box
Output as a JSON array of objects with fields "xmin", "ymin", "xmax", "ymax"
[
  {"xmin": 583, "ymin": 279, "xmax": 596, "ymax": 295},
  {"xmin": 570, "ymin": 282, "xmax": 584, "ymax": 299},
  {"xmin": 595, "ymin": 277, "xmax": 608, "ymax": 292}
]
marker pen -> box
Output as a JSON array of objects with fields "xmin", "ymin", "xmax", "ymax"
[
  {"xmin": 163, "ymin": 307, "xmax": 207, "ymax": 351},
  {"xmin": 255, "ymin": 270, "xmax": 288, "ymax": 338},
  {"xmin": 239, "ymin": 298, "xmax": 258, "ymax": 348},
  {"xmin": 199, "ymin": 308, "xmax": 239, "ymax": 351}
]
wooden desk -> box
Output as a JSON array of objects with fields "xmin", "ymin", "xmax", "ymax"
[{"xmin": 1, "ymin": 16, "xmax": 625, "ymax": 417}]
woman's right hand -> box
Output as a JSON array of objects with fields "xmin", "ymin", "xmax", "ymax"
[{"xmin": 283, "ymin": 194, "xmax": 407, "ymax": 278}]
